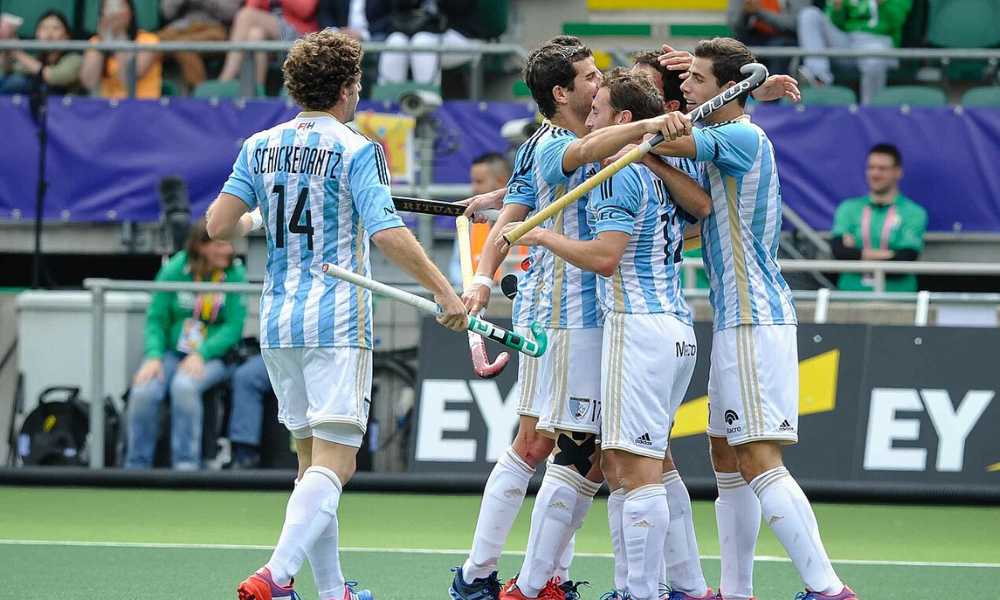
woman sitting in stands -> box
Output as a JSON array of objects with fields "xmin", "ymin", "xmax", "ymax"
[
  {"xmin": 0, "ymin": 10, "xmax": 83, "ymax": 95},
  {"xmin": 125, "ymin": 219, "xmax": 246, "ymax": 470},
  {"xmin": 80, "ymin": 0, "xmax": 162, "ymax": 98}
]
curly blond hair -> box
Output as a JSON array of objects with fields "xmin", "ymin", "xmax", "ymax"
[{"xmin": 283, "ymin": 29, "xmax": 362, "ymax": 111}]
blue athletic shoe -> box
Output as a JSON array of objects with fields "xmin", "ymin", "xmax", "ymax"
[
  {"xmin": 344, "ymin": 581, "xmax": 374, "ymax": 600},
  {"xmin": 449, "ymin": 566, "xmax": 502, "ymax": 600},
  {"xmin": 659, "ymin": 584, "xmax": 714, "ymax": 600},
  {"xmin": 794, "ymin": 587, "xmax": 857, "ymax": 600},
  {"xmin": 600, "ymin": 591, "xmax": 628, "ymax": 600},
  {"xmin": 560, "ymin": 580, "xmax": 589, "ymax": 600}
]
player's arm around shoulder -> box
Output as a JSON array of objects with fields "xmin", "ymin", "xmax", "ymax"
[{"xmin": 641, "ymin": 155, "xmax": 711, "ymax": 219}]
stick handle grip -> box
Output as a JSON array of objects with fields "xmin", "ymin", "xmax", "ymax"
[{"xmin": 456, "ymin": 216, "xmax": 475, "ymax": 288}]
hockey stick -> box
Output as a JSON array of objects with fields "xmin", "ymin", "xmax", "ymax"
[
  {"xmin": 392, "ymin": 196, "xmax": 500, "ymax": 221},
  {"xmin": 321, "ymin": 263, "xmax": 547, "ymax": 357},
  {"xmin": 456, "ymin": 216, "xmax": 511, "ymax": 378},
  {"xmin": 503, "ymin": 63, "xmax": 769, "ymax": 245}
]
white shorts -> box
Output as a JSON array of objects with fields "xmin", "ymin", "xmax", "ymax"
[
  {"xmin": 601, "ymin": 312, "xmax": 697, "ymax": 459},
  {"xmin": 514, "ymin": 325, "xmax": 543, "ymax": 417},
  {"xmin": 261, "ymin": 347, "xmax": 372, "ymax": 448},
  {"xmin": 525, "ymin": 326, "xmax": 603, "ymax": 437},
  {"xmin": 707, "ymin": 324, "xmax": 799, "ymax": 445}
]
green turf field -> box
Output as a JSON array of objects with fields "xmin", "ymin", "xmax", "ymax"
[{"xmin": 1, "ymin": 486, "xmax": 997, "ymax": 599}]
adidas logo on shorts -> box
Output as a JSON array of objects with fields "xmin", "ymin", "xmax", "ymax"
[
  {"xmin": 634, "ymin": 433, "xmax": 653, "ymax": 446},
  {"xmin": 779, "ymin": 419, "xmax": 795, "ymax": 432}
]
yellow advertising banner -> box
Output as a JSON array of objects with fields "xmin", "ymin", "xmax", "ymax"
[{"xmin": 353, "ymin": 111, "xmax": 416, "ymax": 184}]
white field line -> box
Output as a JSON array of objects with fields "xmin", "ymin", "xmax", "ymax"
[{"xmin": 0, "ymin": 539, "xmax": 996, "ymax": 569}]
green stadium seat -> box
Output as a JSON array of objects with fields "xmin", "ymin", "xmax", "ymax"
[
  {"xmin": 961, "ymin": 86, "xmax": 1000, "ymax": 107},
  {"xmin": 82, "ymin": 0, "xmax": 160, "ymax": 36},
  {"xmin": 193, "ymin": 79, "xmax": 239, "ymax": 99},
  {"xmin": 474, "ymin": 0, "xmax": 509, "ymax": 40},
  {"xmin": 0, "ymin": 0, "xmax": 76, "ymax": 38},
  {"xmin": 870, "ymin": 86, "xmax": 948, "ymax": 107},
  {"xmin": 512, "ymin": 79, "xmax": 530, "ymax": 98},
  {"xmin": 927, "ymin": 0, "xmax": 1000, "ymax": 49},
  {"xmin": 798, "ymin": 85, "xmax": 858, "ymax": 106},
  {"xmin": 370, "ymin": 81, "xmax": 441, "ymax": 103},
  {"xmin": 160, "ymin": 79, "xmax": 180, "ymax": 97}
]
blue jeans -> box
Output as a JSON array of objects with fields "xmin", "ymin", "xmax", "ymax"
[
  {"xmin": 228, "ymin": 354, "xmax": 271, "ymax": 447},
  {"xmin": 125, "ymin": 350, "xmax": 229, "ymax": 469}
]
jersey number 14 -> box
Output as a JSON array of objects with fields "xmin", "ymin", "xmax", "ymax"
[{"xmin": 273, "ymin": 184, "xmax": 314, "ymax": 251}]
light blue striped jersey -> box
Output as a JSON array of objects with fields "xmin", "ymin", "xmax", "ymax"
[
  {"xmin": 222, "ymin": 112, "xmax": 403, "ymax": 349},
  {"xmin": 692, "ymin": 117, "xmax": 797, "ymax": 331},
  {"xmin": 589, "ymin": 162, "xmax": 694, "ymax": 324},
  {"xmin": 504, "ymin": 122, "xmax": 600, "ymax": 329}
]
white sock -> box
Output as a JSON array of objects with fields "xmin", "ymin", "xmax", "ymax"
[
  {"xmin": 553, "ymin": 476, "xmax": 600, "ymax": 581},
  {"xmin": 624, "ymin": 484, "xmax": 670, "ymax": 600},
  {"xmin": 607, "ymin": 488, "xmax": 628, "ymax": 593},
  {"xmin": 266, "ymin": 466, "xmax": 343, "ymax": 586},
  {"xmin": 750, "ymin": 467, "xmax": 843, "ymax": 595},
  {"xmin": 291, "ymin": 478, "xmax": 346, "ymax": 600},
  {"xmin": 310, "ymin": 511, "xmax": 346, "ymax": 600},
  {"xmin": 715, "ymin": 471, "xmax": 760, "ymax": 600},
  {"xmin": 462, "ymin": 448, "xmax": 535, "ymax": 583},
  {"xmin": 661, "ymin": 471, "xmax": 708, "ymax": 596},
  {"xmin": 518, "ymin": 463, "xmax": 583, "ymax": 597}
]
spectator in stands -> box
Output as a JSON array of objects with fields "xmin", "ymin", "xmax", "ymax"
[
  {"xmin": 217, "ymin": 0, "xmax": 340, "ymax": 88},
  {"xmin": 158, "ymin": 0, "xmax": 242, "ymax": 92},
  {"xmin": 831, "ymin": 143, "xmax": 927, "ymax": 292},
  {"xmin": 226, "ymin": 353, "xmax": 270, "ymax": 468},
  {"xmin": 80, "ymin": 0, "xmax": 162, "ymax": 99},
  {"xmin": 449, "ymin": 152, "xmax": 512, "ymax": 285},
  {"xmin": 727, "ymin": 0, "xmax": 810, "ymax": 75},
  {"xmin": 797, "ymin": 0, "xmax": 912, "ymax": 104},
  {"xmin": 375, "ymin": 0, "xmax": 491, "ymax": 86},
  {"xmin": 125, "ymin": 219, "xmax": 247, "ymax": 470},
  {"xmin": 0, "ymin": 10, "xmax": 82, "ymax": 95}
]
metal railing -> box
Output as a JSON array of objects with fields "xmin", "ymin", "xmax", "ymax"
[
  {"xmin": 0, "ymin": 39, "xmax": 528, "ymax": 99},
  {"xmin": 81, "ymin": 260, "xmax": 1000, "ymax": 468},
  {"xmin": 682, "ymin": 258, "xmax": 1000, "ymax": 294}
]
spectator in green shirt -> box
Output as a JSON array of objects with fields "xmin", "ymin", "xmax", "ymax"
[
  {"xmin": 125, "ymin": 219, "xmax": 247, "ymax": 470},
  {"xmin": 830, "ymin": 143, "xmax": 927, "ymax": 292},
  {"xmin": 797, "ymin": 0, "xmax": 912, "ymax": 104},
  {"xmin": 0, "ymin": 10, "xmax": 83, "ymax": 95}
]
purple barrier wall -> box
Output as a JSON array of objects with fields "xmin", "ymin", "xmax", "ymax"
[{"xmin": 1, "ymin": 97, "xmax": 998, "ymax": 231}]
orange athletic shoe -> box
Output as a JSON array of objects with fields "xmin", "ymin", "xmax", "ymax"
[{"xmin": 499, "ymin": 577, "xmax": 567, "ymax": 600}]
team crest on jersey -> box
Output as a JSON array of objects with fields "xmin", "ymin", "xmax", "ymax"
[{"xmin": 569, "ymin": 396, "xmax": 591, "ymax": 420}]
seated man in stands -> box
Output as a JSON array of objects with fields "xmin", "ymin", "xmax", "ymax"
[
  {"xmin": 796, "ymin": 0, "xmax": 912, "ymax": 104},
  {"xmin": 831, "ymin": 143, "xmax": 927, "ymax": 292},
  {"xmin": 728, "ymin": 0, "xmax": 810, "ymax": 75},
  {"xmin": 375, "ymin": 0, "xmax": 497, "ymax": 87},
  {"xmin": 126, "ymin": 219, "xmax": 247, "ymax": 470}
]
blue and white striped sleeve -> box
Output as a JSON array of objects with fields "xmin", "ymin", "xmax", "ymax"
[
  {"xmin": 692, "ymin": 123, "xmax": 759, "ymax": 176},
  {"xmin": 221, "ymin": 139, "xmax": 256, "ymax": 209},
  {"xmin": 349, "ymin": 142, "xmax": 405, "ymax": 235}
]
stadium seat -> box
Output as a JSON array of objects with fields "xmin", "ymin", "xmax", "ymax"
[
  {"xmin": 798, "ymin": 85, "xmax": 858, "ymax": 106},
  {"xmin": 192, "ymin": 79, "xmax": 240, "ymax": 99},
  {"xmin": 961, "ymin": 86, "xmax": 1000, "ymax": 107},
  {"xmin": 1, "ymin": 0, "xmax": 75, "ymax": 38},
  {"xmin": 82, "ymin": 0, "xmax": 160, "ymax": 36},
  {"xmin": 927, "ymin": 0, "xmax": 1000, "ymax": 49},
  {"xmin": 869, "ymin": 86, "xmax": 948, "ymax": 107},
  {"xmin": 370, "ymin": 81, "xmax": 441, "ymax": 103}
]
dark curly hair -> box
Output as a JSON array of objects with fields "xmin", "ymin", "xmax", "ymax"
[
  {"xmin": 283, "ymin": 29, "xmax": 362, "ymax": 111},
  {"xmin": 524, "ymin": 41, "xmax": 593, "ymax": 118},
  {"xmin": 632, "ymin": 50, "xmax": 683, "ymax": 108}
]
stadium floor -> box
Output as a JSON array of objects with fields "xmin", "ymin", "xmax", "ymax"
[{"xmin": 2, "ymin": 486, "xmax": 997, "ymax": 600}]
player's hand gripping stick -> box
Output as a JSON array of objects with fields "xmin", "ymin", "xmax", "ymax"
[
  {"xmin": 456, "ymin": 216, "xmax": 512, "ymax": 377},
  {"xmin": 321, "ymin": 263, "xmax": 548, "ymax": 358},
  {"xmin": 502, "ymin": 63, "xmax": 769, "ymax": 246}
]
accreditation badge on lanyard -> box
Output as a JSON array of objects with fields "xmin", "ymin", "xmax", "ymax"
[
  {"xmin": 859, "ymin": 204, "xmax": 897, "ymax": 288},
  {"xmin": 176, "ymin": 270, "xmax": 225, "ymax": 354}
]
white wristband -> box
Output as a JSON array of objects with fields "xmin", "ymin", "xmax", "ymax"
[
  {"xmin": 249, "ymin": 209, "xmax": 264, "ymax": 231},
  {"xmin": 465, "ymin": 275, "xmax": 494, "ymax": 293}
]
